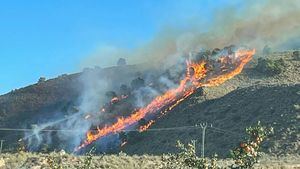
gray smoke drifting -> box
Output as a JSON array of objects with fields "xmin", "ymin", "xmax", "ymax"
[
  {"xmin": 24, "ymin": 69, "xmax": 116, "ymax": 151},
  {"xmin": 78, "ymin": 69, "xmax": 110, "ymax": 115},
  {"xmin": 24, "ymin": 113, "xmax": 88, "ymax": 151},
  {"xmin": 81, "ymin": 0, "xmax": 300, "ymax": 69}
]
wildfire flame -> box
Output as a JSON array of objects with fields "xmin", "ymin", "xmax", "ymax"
[
  {"xmin": 139, "ymin": 120, "xmax": 155, "ymax": 132},
  {"xmin": 75, "ymin": 48, "xmax": 255, "ymax": 151}
]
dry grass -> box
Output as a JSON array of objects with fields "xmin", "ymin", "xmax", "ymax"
[{"xmin": 0, "ymin": 152, "xmax": 299, "ymax": 169}]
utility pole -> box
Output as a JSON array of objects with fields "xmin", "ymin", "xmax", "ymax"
[
  {"xmin": 200, "ymin": 123, "xmax": 207, "ymax": 158},
  {"xmin": 0, "ymin": 140, "xmax": 4, "ymax": 154},
  {"xmin": 198, "ymin": 123, "xmax": 212, "ymax": 158}
]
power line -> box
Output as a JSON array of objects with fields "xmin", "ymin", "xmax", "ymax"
[
  {"xmin": 0, "ymin": 124, "xmax": 247, "ymax": 154},
  {"xmin": 209, "ymin": 126, "xmax": 244, "ymax": 137},
  {"xmin": 0, "ymin": 125, "xmax": 244, "ymax": 137},
  {"xmin": 0, "ymin": 125, "xmax": 199, "ymax": 133}
]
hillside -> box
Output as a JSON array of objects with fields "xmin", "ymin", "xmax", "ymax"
[
  {"xmin": 0, "ymin": 64, "xmax": 151, "ymax": 145},
  {"xmin": 0, "ymin": 51, "xmax": 299, "ymax": 159},
  {"xmin": 122, "ymin": 52, "xmax": 300, "ymax": 157},
  {"xmin": 0, "ymin": 73, "xmax": 81, "ymax": 128},
  {"xmin": 123, "ymin": 84, "xmax": 300, "ymax": 157}
]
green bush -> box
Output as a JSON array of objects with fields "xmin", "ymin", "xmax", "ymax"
[
  {"xmin": 45, "ymin": 147, "xmax": 98, "ymax": 169},
  {"xmin": 256, "ymin": 58, "xmax": 285, "ymax": 75},
  {"xmin": 162, "ymin": 122, "xmax": 273, "ymax": 169},
  {"xmin": 82, "ymin": 147, "xmax": 96, "ymax": 169},
  {"xmin": 262, "ymin": 45, "xmax": 272, "ymax": 56},
  {"xmin": 162, "ymin": 140, "xmax": 218, "ymax": 169},
  {"xmin": 38, "ymin": 77, "xmax": 46, "ymax": 83},
  {"xmin": 46, "ymin": 154, "xmax": 63, "ymax": 169},
  {"xmin": 230, "ymin": 121, "xmax": 273, "ymax": 169},
  {"xmin": 292, "ymin": 51, "xmax": 300, "ymax": 60}
]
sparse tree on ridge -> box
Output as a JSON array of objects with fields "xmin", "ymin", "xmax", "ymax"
[{"xmin": 117, "ymin": 58, "xmax": 127, "ymax": 66}]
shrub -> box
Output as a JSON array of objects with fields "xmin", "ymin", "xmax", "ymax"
[
  {"xmin": 212, "ymin": 48, "xmax": 221, "ymax": 56},
  {"xmin": 117, "ymin": 58, "xmax": 127, "ymax": 66},
  {"xmin": 230, "ymin": 121, "xmax": 273, "ymax": 169},
  {"xmin": 119, "ymin": 131, "xmax": 128, "ymax": 143},
  {"xmin": 162, "ymin": 121, "xmax": 273, "ymax": 169},
  {"xmin": 194, "ymin": 50, "xmax": 211, "ymax": 61},
  {"xmin": 162, "ymin": 140, "xmax": 218, "ymax": 169},
  {"xmin": 138, "ymin": 118, "xmax": 147, "ymax": 126},
  {"xmin": 41, "ymin": 144, "xmax": 50, "ymax": 153},
  {"xmin": 46, "ymin": 154, "xmax": 63, "ymax": 169},
  {"xmin": 17, "ymin": 139, "xmax": 26, "ymax": 152},
  {"xmin": 38, "ymin": 77, "xmax": 46, "ymax": 83},
  {"xmin": 262, "ymin": 45, "xmax": 272, "ymax": 55},
  {"xmin": 105, "ymin": 91, "xmax": 117, "ymax": 99},
  {"xmin": 45, "ymin": 148, "xmax": 99, "ymax": 169},
  {"xmin": 131, "ymin": 77, "xmax": 145, "ymax": 90},
  {"xmin": 256, "ymin": 58, "xmax": 285, "ymax": 75},
  {"xmin": 119, "ymin": 84, "xmax": 130, "ymax": 96},
  {"xmin": 82, "ymin": 147, "xmax": 96, "ymax": 169},
  {"xmin": 292, "ymin": 51, "xmax": 300, "ymax": 60}
]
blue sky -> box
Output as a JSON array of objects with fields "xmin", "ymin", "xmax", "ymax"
[{"xmin": 0, "ymin": 0, "xmax": 242, "ymax": 94}]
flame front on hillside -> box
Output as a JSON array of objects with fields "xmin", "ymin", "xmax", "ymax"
[{"xmin": 75, "ymin": 48, "xmax": 255, "ymax": 151}]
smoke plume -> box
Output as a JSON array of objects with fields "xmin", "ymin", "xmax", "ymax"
[{"xmin": 81, "ymin": 0, "xmax": 300, "ymax": 68}]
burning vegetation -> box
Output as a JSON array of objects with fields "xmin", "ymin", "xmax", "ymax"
[{"xmin": 75, "ymin": 47, "xmax": 255, "ymax": 152}]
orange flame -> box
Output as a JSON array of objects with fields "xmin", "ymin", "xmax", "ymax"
[
  {"xmin": 75, "ymin": 48, "xmax": 255, "ymax": 151},
  {"xmin": 139, "ymin": 120, "xmax": 155, "ymax": 132}
]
